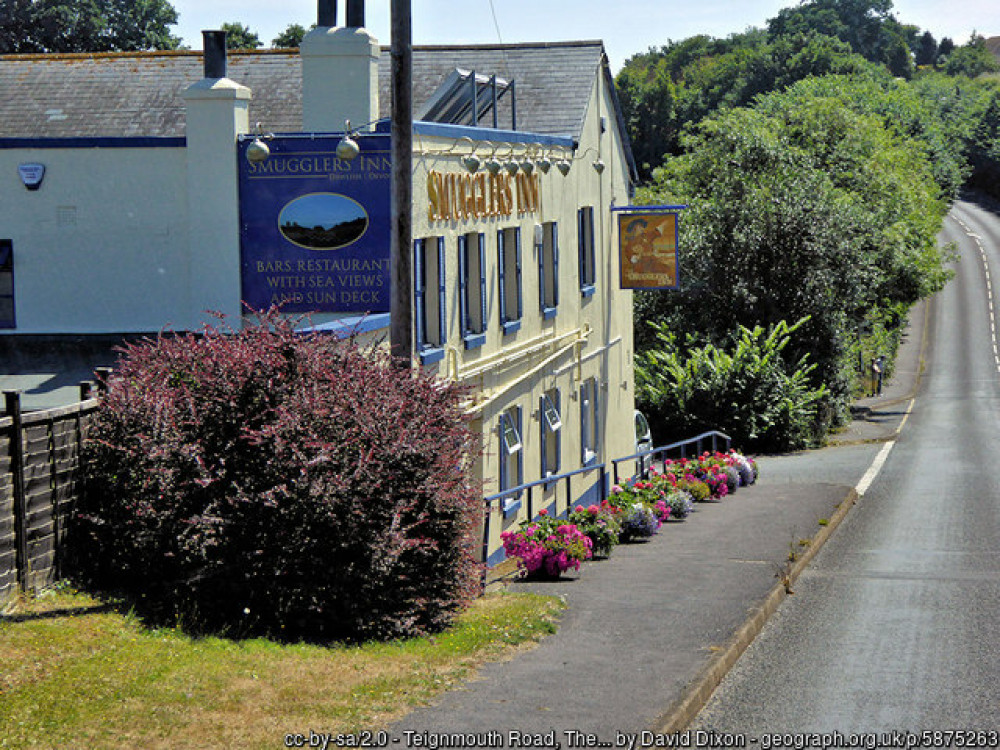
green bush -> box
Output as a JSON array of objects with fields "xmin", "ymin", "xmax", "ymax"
[
  {"xmin": 67, "ymin": 311, "xmax": 482, "ymax": 642},
  {"xmin": 636, "ymin": 317, "xmax": 827, "ymax": 452}
]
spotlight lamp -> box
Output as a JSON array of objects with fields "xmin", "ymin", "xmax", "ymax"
[
  {"xmin": 519, "ymin": 157, "xmax": 535, "ymax": 176},
  {"xmin": 448, "ymin": 136, "xmax": 481, "ymax": 173},
  {"xmin": 461, "ymin": 153, "xmax": 482, "ymax": 173},
  {"xmin": 245, "ymin": 121, "xmax": 272, "ymax": 163},
  {"xmin": 246, "ymin": 137, "xmax": 270, "ymax": 163},
  {"xmin": 505, "ymin": 158, "xmax": 520, "ymax": 176},
  {"xmin": 536, "ymin": 156, "xmax": 552, "ymax": 174},
  {"xmin": 556, "ymin": 159, "xmax": 572, "ymax": 176},
  {"xmin": 336, "ymin": 120, "xmax": 361, "ymax": 161},
  {"xmin": 592, "ymin": 159, "xmax": 606, "ymax": 174},
  {"xmin": 483, "ymin": 142, "xmax": 503, "ymax": 175}
]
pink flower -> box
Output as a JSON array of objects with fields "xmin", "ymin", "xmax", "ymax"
[{"xmin": 538, "ymin": 508, "xmax": 548, "ymax": 516}]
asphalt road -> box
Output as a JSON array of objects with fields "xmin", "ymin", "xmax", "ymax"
[{"xmin": 692, "ymin": 197, "xmax": 1000, "ymax": 734}]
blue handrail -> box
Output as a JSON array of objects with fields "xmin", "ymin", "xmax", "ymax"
[
  {"xmin": 611, "ymin": 430, "xmax": 731, "ymax": 485},
  {"xmin": 480, "ymin": 430, "xmax": 731, "ymax": 565},
  {"xmin": 481, "ymin": 462, "xmax": 606, "ymax": 564}
]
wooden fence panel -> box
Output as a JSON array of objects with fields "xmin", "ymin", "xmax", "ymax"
[
  {"xmin": 0, "ymin": 420, "xmax": 15, "ymax": 605},
  {"xmin": 0, "ymin": 395, "xmax": 96, "ymax": 606}
]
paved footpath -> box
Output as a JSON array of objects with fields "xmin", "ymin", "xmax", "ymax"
[{"xmin": 387, "ymin": 300, "xmax": 926, "ymax": 744}]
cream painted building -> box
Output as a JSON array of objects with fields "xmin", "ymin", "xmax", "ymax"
[{"xmin": 0, "ymin": 3, "xmax": 639, "ymax": 565}]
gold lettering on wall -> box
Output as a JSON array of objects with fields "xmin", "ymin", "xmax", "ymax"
[{"xmin": 427, "ymin": 170, "xmax": 541, "ymax": 222}]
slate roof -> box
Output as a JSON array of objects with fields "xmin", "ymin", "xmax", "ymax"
[{"xmin": 0, "ymin": 41, "xmax": 610, "ymax": 143}]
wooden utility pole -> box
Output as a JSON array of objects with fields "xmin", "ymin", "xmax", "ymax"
[{"xmin": 390, "ymin": 0, "xmax": 413, "ymax": 365}]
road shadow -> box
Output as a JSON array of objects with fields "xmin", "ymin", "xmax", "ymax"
[{"xmin": 961, "ymin": 188, "xmax": 1000, "ymax": 217}]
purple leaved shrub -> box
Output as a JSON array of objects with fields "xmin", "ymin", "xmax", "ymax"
[{"xmin": 67, "ymin": 311, "xmax": 482, "ymax": 641}]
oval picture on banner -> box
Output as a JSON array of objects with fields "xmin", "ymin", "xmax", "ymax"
[{"xmin": 278, "ymin": 193, "xmax": 369, "ymax": 250}]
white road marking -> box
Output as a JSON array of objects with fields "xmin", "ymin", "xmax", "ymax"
[
  {"xmin": 855, "ymin": 399, "xmax": 914, "ymax": 497},
  {"xmin": 856, "ymin": 439, "xmax": 895, "ymax": 497},
  {"xmin": 960, "ymin": 215, "xmax": 1000, "ymax": 373}
]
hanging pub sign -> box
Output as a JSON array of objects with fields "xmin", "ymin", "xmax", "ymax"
[
  {"xmin": 613, "ymin": 205, "xmax": 685, "ymax": 290},
  {"xmin": 238, "ymin": 133, "xmax": 391, "ymax": 313}
]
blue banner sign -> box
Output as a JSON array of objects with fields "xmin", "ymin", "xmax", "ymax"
[{"xmin": 238, "ymin": 134, "xmax": 391, "ymax": 313}]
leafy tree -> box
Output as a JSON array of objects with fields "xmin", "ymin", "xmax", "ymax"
[
  {"xmin": 616, "ymin": 31, "xmax": 875, "ymax": 179},
  {"xmin": 966, "ymin": 91, "xmax": 1000, "ymax": 197},
  {"xmin": 616, "ymin": 54, "xmax": 678, "ymax": 175},
  {"xmin": 879, "ymin": 21, "xmax": 913, "ymax": 77},
  {"xmin": 637, "ymin": 86, "xmax": 949, "ymax": 428},
  {"xmin": 934, "ymin": 37, "xmax": 955, "ymax": 65},
  {"xmin": 942, "ymin": 34, "xmax": 1000, "ymax": 78},
  {"xmin": 773, "ymin": 73, "xmax": 969, "ymax": 199},
  {"xmin": 220, "ymin": 21, "xmax": 261, "ymax": 50},
  {"xmin": 768, "ymin": 0, "xmax": 893, "ymax": 58},
  {"xmin": 0, "ymin": 0, "xmax": 181, "ymax": 52},
  {"xmin": 101, "ymin": 0, "xmax": 179, "ymax": 50},
  {"xmin": 766, "ymin": 0, "xmax": 914, "ymax": 76},
  {"xmin": 272, "ymin": 22, "xmax": 310, "ymax": 49},
  {"xmin": 0, "ymin": 0, "xmax": 38, "ymax": 52},
  {"xmin": 914, "ymin": 30, "xmax": 938, "ymax": 67}
]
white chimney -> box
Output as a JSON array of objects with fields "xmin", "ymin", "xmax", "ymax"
[{"xmin": 300, "ymin": 0, "xmax": 380, "ymax": 133}]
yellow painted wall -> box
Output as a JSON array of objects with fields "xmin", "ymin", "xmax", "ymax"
[{"xmin": 410, "ymin": 70, "xmax": 637, "ymax": 563}]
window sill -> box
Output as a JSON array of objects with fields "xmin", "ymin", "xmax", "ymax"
[
  {"xmin": 418, "ymin": 346, "xmax": 445, "ymax": 365},
  {"xmin": 463, "ymin": 332, "xmax": 486, "ymax": 350},
  {"xmin": 542, "ymin": 306, "xmax": 558, "ymax": 320},
  {"xmin": 502, "ymin": 319, "xmax": 522, "ymax": 335},
  {"xmin": 582, "ymin": 450, "xmax": 598, "ymax": 467},
  {"xmin": 581, "ymin": 284, "xmax": 596, "ymax": 299},
  {"xmin": 502, "ymin": 496, "xmax": 522, "ymax": 517}
]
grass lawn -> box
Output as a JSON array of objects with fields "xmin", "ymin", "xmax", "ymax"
[{"xmin": 0, "ymin": 585, "xmax": 563, "ymax": 750}]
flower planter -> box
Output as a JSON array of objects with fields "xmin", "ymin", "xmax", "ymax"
[{"xmin": 501, "ymin": 510, "xmax": 593, "ymax": 578}]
